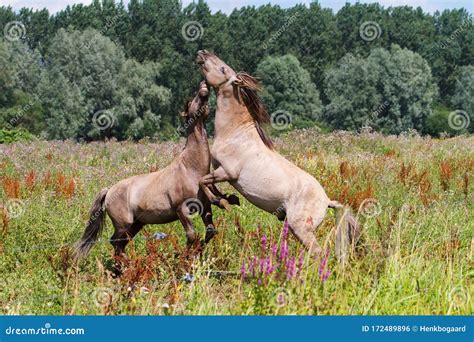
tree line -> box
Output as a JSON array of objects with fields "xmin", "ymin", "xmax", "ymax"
[{"xmin": 0, "ymin": 0, "xmax": 473, "ymax": 141}]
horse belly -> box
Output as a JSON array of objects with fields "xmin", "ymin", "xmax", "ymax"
[
  {"xmin": 231, "ymin": 174, "xmax": 286, "ymax": 214},
  {"xmin": 137, "ymin": 207, "xmax": 177, "ymax": 225}
]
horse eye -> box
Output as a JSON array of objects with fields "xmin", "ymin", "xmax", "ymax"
[{"xmin": 220, "ymin": 67, "xmax": 226, "ymax": 74}]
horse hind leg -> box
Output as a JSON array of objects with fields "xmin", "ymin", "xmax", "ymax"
[
  {"xmin": 110, "ymin": 219, "xmax": 144, "ymax": 257},
  {"xmin": 286, "ymin": 205, "xmax": 327, "ymax": 258},
  {"xmin": 177, "ymin": 203, "xmax": 198, "ymax": 247}
]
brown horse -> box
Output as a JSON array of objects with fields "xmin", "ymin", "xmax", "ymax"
[
  {"xmin": 74, "ymin": 81, "xmax": 237, "ymax": 260},
  {"xmin": 196, "ymin": 50, "xmax": 359, "ymax": 259}
]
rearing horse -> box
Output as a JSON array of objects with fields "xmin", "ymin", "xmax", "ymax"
[{"xmin": 196, "ymin": 50, "xmax": 359, "ymax": 258}]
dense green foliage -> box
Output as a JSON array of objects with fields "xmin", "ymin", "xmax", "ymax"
[
  {"xmin": 256, "ymin": 54, "xmax": 323, "ymax": 129},
  {"xmin": 0, "ymin": 128, "xmax": 34, "ymax": 143},
  {"xmin": 324, "ymin": 45, "xmax": 438, "ymax": 134},
  {"xmin": 0, "ymin": 0, "xmax": 472, "ymax": 139},
  {"xmin": 451, "ymin": 65, "xmax": 474, "ymax": 132}
]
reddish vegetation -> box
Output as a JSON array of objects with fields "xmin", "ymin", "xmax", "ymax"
[
  {"xmin": 118, "ymin": 233, "xmax": 198, "ymax": 289},
  {"xmin": 43, "ymin": 171, "xmax": 52, "ymax": 188},
  {"xmin": 1, "ymin": 207, "xmax": 8, "ymax": 234},
  {"xmin": 1, "ymin": 170, "xmax": 76, "ymax": 200},
  {"xmin": 24, "ymin": 171, "xmax": 36, "ymax": 191},
  {"xmin": 54, "ymin": 172, "xmax": 76, "ymax": 199},
  {"xmin": 462, "ymin": 172, "xmax": 469, "ymax": 199},
  {"xmin": 398, "ymin": 162, "xmax": 413, "ymax": 186},
  {"xmin": 2, "ymin": 176, "xmax": 21, "ymax": 199},
  {"xmin": 439, "ymin": 161, "xmax": 453, "ymax": 191}
]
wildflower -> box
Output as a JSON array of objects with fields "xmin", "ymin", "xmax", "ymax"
[
  {"xmin": 265, "ymin": 257, "xmax": 274, "ymax": 275},
  {"xmin": 249, "ymin": 256, "xmax": 257, "ymax": 277},
  {"xmin": 321, "ymin": 269, "xmax": 331, "ymax": 282},
  {"xmin": 277, "ymin": 292, "xmax": 286, "ymax": 306},
  {"xmin": 152, "ymin": 232, "xmax": 167, "ymax": 240},
  {"xmin": 271, "ymin": 243, "xmax": 278, "ymax": 258},
  {"xmin": 240, "ymin": 261, "xmax": 246, "ymax": 278},
  {"xmin": 286, "ymin": 256, "xmax": 296, "ymax": 279},
  {"xmin": 261, "ymin": 234, "xmax": 267, "ymax": 250},
  {"xmin": 279, "ymin": 240, "xmax": 289, "ymax": 261},
  {"xmin": 183, "ymin": 273, "xmax": 194, "ymax": 283},
  {"xmin": 282, "ymin": 220, "xmax": 289, "ymax": 239},
  {"xmin": 318, "ymin": 248, "xmax": 331, "ymax": 283},
  {"xmin": 259, "ymin": 257, "xmax": 265, "ymax": 273}
]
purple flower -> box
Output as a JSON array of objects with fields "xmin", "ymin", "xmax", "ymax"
[
  {"xmin": 240, "ymin": 261, "xmax": 246, "ymax": 278},
  {"xmin": 261, "ymin": 235, "xmax": 267, "ymax": 251},
  {"xmin": 265, "ymin": 257, "xmax": 274, "ymax": 275},
  {"xmin": 321, "ymin": 269, "xmax": 331, "ymax": 282},
  {"xmin": 318, "ymin": 248, "xmax": 331, "ymax": 283},
  {"xmin": 282, "ymin": 220, "xmax": 289, "ymax": 239},
  {"xmin": 271, "ymin": 243, "xmax": 278, "ymax": 258},
  {"xmin": 259, "ymin": 257, "xmax": 266, "ymax": 273},
  {"xmin": 250, "ymin": 256, "xmax": 257, "ymax": 277},
  {"xmin": 279, "ymin": 240, "xmax": 289, "ymax": 261},
  {"xmin": 286, "ymin": 256, "xmax": 296, "ymax": 279}
]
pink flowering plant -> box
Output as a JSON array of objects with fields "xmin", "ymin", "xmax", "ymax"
[{"xmin": 240, "ymin": 220, "xmax": 332, "ymax": 285}]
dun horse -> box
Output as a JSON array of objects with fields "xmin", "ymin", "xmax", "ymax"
[
  {"xmin": 74, "ymin": 81, "xmax": 236, "ymax": 260},
  {"xmin": 196, "ymin": 50, "xmax": 360, "ymax": 259}
]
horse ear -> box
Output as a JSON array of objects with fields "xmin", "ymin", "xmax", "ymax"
[{"xmin": 233, "ymin": 72, "xmax": 262, "ymax": 91}]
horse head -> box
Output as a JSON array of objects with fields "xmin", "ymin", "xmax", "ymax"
[
  {"xmin": 181, "ymin": 80, "xmax": 210, "ymax": 124},
  {"xmin": 196, "ymin": 50, "xmax": 273, "ymax": 149}
]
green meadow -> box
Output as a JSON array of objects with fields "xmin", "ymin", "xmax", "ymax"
[{"xmin": 0, "ymin": 130, "xmax": 472, "ymax": 315}]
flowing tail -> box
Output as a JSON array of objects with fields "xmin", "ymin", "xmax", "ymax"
[
  {"xmin": 328, "ymin": 200, "xmax": 361, "ymax": 264},
  {"xmin": 73, "ymin": 188, "xmax": 108, "ymax": 260}
]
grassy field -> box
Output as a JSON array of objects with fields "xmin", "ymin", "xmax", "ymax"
[{"xmin": 0, "ymin": 129, "xmax": 472, "ymax": 315}]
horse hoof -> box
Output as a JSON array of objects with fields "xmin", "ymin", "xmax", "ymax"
[
  {"xmin": 226, "ymin": 194, "xmax": 240, "ymax": 206},
  {"xmin": 204, "ymin": 226, "xmax": 217, "ymax": 243},
  {"xmin": 219, "ymin": 198, "xmax": 232, "ymax": 211}
]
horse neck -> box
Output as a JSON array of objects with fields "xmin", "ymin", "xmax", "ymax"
[
  {"xmin": 215, "ymin": 90, "xmax": 256, "ymax": 139},
  {"xmin": 182, "ymin": 119, "xmax": 210, "ymax": 170}
]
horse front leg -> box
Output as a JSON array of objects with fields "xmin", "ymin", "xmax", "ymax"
[
  {"xmin": 199, "ymin": 195, "xmax": 217, "ymax": 244},
  {"xmin": 209, "ymin": 184, "xmax": 240, "ymax": 207},
  {"xmin": 199, "ymin": 166, "xmax": 236, "ymax": 211}
]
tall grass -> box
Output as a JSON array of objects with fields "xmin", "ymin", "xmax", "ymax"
[{"xmin": 0, "ymin": 130, "xmax": 472, "ymax": 315}]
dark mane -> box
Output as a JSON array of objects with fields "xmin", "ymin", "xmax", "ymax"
[{"xmin": 234, "ymin": 72, "xmax": 274, "ymax": 150}]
